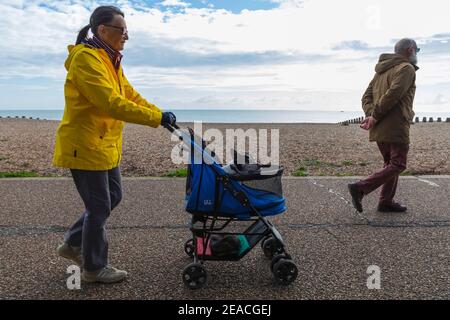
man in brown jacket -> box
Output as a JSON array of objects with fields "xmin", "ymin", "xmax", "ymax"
[{"xmin": 348, "ymin": 38, "xmax": 420, "ymax": 213}]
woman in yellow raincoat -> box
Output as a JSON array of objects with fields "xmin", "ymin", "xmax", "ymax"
[{"xmin": 53, "ymin": 5, "xmax": 176, "ymax": 283}]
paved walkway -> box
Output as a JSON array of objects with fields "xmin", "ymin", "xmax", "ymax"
[{"xmin": 0, "ymin": 176, "xmax": 449, "ymax": 299}]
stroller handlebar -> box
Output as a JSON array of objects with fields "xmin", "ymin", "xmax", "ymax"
[{"xmin": 163, "ymin": 122, "xmax": 180, "ymax": 133}]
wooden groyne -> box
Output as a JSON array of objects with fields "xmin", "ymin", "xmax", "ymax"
[{"xmin": 339, "ymin": 116, "xmax": 450, "ymax": 125}]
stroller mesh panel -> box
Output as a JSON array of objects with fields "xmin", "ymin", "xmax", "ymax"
[{"xmin": 241, "ymin": 174, "xmax": 283, "ymax": 198}]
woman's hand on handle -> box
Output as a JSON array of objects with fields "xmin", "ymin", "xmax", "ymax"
[{"xmin": 161, "ymin": 111, "xmax": 177, "ymax": 128}]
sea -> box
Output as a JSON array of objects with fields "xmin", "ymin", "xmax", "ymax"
[{"xmin": 1, "ymin": 109, "xmax": 449, "ymax": 124}]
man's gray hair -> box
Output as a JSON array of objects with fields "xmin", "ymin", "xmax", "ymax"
[{"xmin": 395, "ymin": 38, "xmax": 417, "ymax": 54}]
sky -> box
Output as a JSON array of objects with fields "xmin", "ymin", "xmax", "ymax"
[{"xmin": 0, "ymin": 0, "xmax": 449, "ymax": 111}]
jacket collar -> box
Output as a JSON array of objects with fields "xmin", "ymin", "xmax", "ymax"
[{"xmin": 81, "ymin": 35, "xmax": 123, "ymax": 69}]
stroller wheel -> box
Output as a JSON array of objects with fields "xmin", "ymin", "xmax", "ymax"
[
  {"xmin": 273, "ymin": 259, "xmax": 298, "ymax": 286},
  {"xmin": 260, "ymin": 236, "xmax": 271, "ymax": 250},
  {"xmin": 182, "ymin": 263, "xmax": 208, "ymax": 289},
  {"xmin": 271, "ymin": 254, "xmax": 290, "ymax": 273},
  {"xmin": 184, "ymin": 238, "xmax": 195, "ymax": 257},
  {"xmin": 262, "ymin": 237, "xmax": 283, "ymax": 259}
]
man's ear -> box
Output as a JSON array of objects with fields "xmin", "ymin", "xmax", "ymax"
[{"xmin": 407, "ymin": 47, "xmax": 414, "ymax": 56}]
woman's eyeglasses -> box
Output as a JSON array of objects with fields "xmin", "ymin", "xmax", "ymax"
[{"xmin": 104, "ymin": 25, "xmax": 128, "ymax": 36}]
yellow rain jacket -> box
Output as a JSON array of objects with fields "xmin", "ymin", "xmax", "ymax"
[{"xmin": 53, "ymin": 44, "xmax": 162, "ymax": 170}]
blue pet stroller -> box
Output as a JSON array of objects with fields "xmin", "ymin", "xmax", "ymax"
[{"xmin": 166, "ymin": 124, "xmax": 298, "ymax": 289}]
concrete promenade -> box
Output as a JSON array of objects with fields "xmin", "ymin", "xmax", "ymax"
[{"xmin": 0, "ymin": 176, "xmax": 449, "ymax": 299}]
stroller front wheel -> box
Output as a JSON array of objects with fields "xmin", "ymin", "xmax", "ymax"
[
  {"xmin": 262, "ymin": 237, "xmax": 283, "ymax": 259},
  {"xmin": 182, "ymin": 263, "xmax": 208, "ymax": 289},
  {"xmin": 271, "ymin": 254, "xmax": 291, "ymax": 272},
  {"xmin": 273, "ymin": 259, "xmax": 298, "ymax": 285},
  {"xmin": 260, "ymin": 236, "xmax": 271, "ymax": 250}
]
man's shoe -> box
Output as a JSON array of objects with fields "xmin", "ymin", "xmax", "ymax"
[
  {"xmin": 377, "ymin": 202, "xmax": 407, "ymax": 212},
  {"xmin": 57, "ymin": 243, "xmax": 82, "ymax": 266},
  {"xmin": 82, "ymin": 266, "xmax": 128, "ymax": 283},
  {"xmin": 348, "ymin": 183, "xmax": 364, "ymax": 213}
]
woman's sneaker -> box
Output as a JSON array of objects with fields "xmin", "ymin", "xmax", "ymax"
[
  {"xmin": 57, "ymin": 243, "xmax": 82, "ymax": 266},
  {"xmin": 81, "ymin": 266, "xmax": 128, "ymax": 283}
]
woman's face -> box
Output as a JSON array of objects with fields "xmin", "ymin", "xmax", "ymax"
[{"xmin": 98, "ymin": 15, "xmax": 129, "ymax": 51}]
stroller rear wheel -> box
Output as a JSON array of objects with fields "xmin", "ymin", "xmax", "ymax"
[
  {"xmin": 184, "ymin": 238, "xmax": 195, "ymax": 257},
  {"xmin": 182, "ymin": 263, "xmax": 208, "ymax": 289},
  {"xmin": 262, "ymin": 237, "xmax": 283, "ymax": 259},
  {"xmin": 273, "ymin": 259, "xmax": 298, "ymax": 285}
]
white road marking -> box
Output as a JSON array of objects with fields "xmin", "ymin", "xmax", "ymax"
[
  {"xmin": 307, "ymin": 178, "xmax": 369, "ymax": 222},
  {"xmin": 416, "ymin": 178, "xmax": 439, "ymax": 187}
]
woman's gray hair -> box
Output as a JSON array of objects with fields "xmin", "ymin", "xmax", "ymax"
[{"xmin": 395, "ymin": 38, "xmax": 417, "ymax": 54}]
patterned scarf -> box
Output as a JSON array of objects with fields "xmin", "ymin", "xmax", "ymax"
[{"xmin": 82, "ymin": 35, "xmax": 123, "ymax": 69}]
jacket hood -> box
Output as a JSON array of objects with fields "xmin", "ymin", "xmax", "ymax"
[
  {"xmin": 375, "ymin": 53, "xmax": 416, "ymax": 74},
  {"xmin": 64, "ymin": 44, "xmax": 90, "ymax": 71}
]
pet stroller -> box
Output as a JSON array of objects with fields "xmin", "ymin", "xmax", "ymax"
[{"xmin": 166, "ymin": 123, "xmax": 298, "ymax": 289}]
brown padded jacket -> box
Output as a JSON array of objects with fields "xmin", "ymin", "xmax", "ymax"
[{"xmin": 362, "ymin": 53, "xmax": 418, "ymax": 144}]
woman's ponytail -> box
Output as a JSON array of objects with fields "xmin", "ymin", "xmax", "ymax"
[{"xmin": 75, "ymin": 24, "xmax": 91, "ymax": 45}]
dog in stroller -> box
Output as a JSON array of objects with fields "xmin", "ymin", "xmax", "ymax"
[{"xmin": 166, "ymin": 123, "xmax": 298, "ymax": 289}]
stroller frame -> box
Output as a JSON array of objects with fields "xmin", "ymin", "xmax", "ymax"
[{"xmin": 166, "ymin": 124, "xmax": 298, "ymax": 289}]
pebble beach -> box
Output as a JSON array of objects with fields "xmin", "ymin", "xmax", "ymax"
[{"xmin": 0, "ymin": 118, "xmax": 449, "ymax": 177}]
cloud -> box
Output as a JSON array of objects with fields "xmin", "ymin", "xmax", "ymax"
[
  {"xmin": 1, "ymin": 0, "xmax": 450, "ymax": 111},
  {"xmin": 333, "ymin": 41, "xmax": 370, "ymax": 51},
  {"xmin": 124, "ymin": 43, "xmax": 326, "ymax": 68},
  {"xmin": 271, "ymin": 0, "xmax": 305, "ymax": 9},
  {"xmin": 158, "ymin": 0, "xmax": 190, "ymax": 8},
  {"xmin": 432, "ymin": 94, "xmax": 448, "ymax": 105},
  {"xmin": 415, "ymin": 33, "xmax": 450, "ymax": 56}
]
